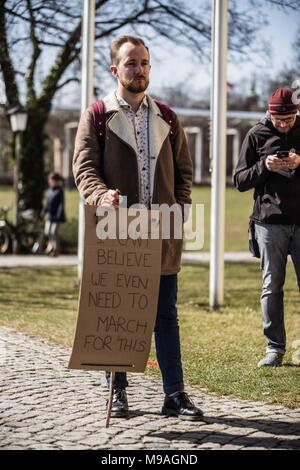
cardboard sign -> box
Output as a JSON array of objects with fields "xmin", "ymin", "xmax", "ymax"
[{"xmin": 69, "ymin": 205, "xmax": 162, "ymax": 373}]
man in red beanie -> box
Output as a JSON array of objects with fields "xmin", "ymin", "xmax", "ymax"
[{"xmin": 234, "ymin": 87, "xmax": 300, "ymax": 367}]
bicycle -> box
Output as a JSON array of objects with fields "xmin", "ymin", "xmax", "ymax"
[{"xmin": 0, "ymin": 207, "xmax": 45, "ymax": 254}]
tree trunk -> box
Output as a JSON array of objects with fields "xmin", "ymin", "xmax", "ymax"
[{"xmin": 18, "ymin": 109, "xmax": 48, "ymax": 215}]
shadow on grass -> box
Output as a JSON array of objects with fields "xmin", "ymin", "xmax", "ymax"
[
  {"xmin": 282, "ymin": 363, "xmax": 300, "ymax": 368},
  {"xmin": 0, "ymin": 297, "xmax": 69, "ymax": 309},
  {"xmin": 188, "ymin": 302, "xmax": 211, "ymax": 310}
]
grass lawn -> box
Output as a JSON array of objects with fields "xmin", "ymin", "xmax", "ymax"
[
  {"xmin": 190, "ymin": 185, "xmax": 253, "ymax": 251},
  {"xmin": 0, "ymin": 264, "xmax": 299, "ymax": 408},
  {"xmin": 0, "ymin": 185, "xmax": 78, "ymax": 219},
  {"xmin": 0, "ymin": 185, "xmax": 253, "ymax": 251}
]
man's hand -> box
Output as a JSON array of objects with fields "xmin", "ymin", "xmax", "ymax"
[
  {"xmin": 265, "ymin": 153, "xmax": 300, "ymax": 171},
  {"xmin": 100, "ymin": 189, "xmax": 120, "ymax": 208},
  {"xmin": 284, "ymin": 152, "xmax": 300, "ymax": 170}
]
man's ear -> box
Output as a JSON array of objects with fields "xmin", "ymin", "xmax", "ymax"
[{"xmin": 110, "ymin": 64, "xmax": 118, "ymax": 78}]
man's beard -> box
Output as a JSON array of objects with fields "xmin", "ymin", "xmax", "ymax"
[
  {"xmin": 120, "ymin": 76, "xmax": 149, "ymax": 94},
  {"xmin": 276, "ymin": 126, "xmax": 292, "ymax": 134}
]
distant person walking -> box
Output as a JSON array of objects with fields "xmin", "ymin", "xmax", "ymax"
[
  {"xmin": 41, "ymin": 172, "xmax": 66, "ymax": 257},
  {"xmin": 234, "ymin": 87, "xmax": 300, "ymax": 367}
]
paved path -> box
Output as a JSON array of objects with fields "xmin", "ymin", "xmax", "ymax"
[
  {"xmin": 0, "ymin": 255, "xmax": 78, "ymax": 268},
  {"xmin": 1, "ymin": 327, "xmax": 299, "ymax": 450},
  {"xmin": 0, "ymin": 252, "xmax": 258, "ymax": 269}
]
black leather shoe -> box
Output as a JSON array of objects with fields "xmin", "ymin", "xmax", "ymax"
[
  {"xmin": 109, "ymin": 388, "xmax": 128, "ymax": 418},
  {"xmin": 162, "ymin": 392, "xmax": 204, "ymax": 421}
]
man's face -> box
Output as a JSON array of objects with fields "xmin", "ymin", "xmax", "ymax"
[
  {"xmin": 110, "ymin": 42, "xmax": 150, "ymax": 94},
  {"xmin": 271, "ymin": 114, "xmax": 296, "ymax": 134}
]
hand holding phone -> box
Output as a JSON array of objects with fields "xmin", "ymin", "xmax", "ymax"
[{"xmin": 277, "ymin": 150, "xmax": 289, "ymax": 159}]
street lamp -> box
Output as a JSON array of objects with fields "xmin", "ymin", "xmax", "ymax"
[{"xmin": 7, "ymin": 106, "xmax": 28, "ymax": 253}]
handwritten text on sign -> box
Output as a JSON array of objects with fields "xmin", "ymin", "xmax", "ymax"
[{"xmin": 68, "ymin": 206, "xmax": 162, "ymax": 373}]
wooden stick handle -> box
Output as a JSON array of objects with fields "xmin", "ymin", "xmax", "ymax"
[{"xmin": 105, "ymin": 371, "xmax": 115, "ymax": 428}]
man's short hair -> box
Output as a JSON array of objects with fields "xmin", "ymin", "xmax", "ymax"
[{"xmin": 110, "ymin": 35, "xmax": 149, "ymax": 65}]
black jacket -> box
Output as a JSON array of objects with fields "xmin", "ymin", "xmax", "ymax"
[
  {"xmin": 234, "ymin": 115, "xmax": 300, "ymax": 224},
  {"xmin": 42, "ymin": 187, "xmax": 66, "ymax": 223}
]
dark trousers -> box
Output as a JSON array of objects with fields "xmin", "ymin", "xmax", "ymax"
[{"xmin": 105, "ymin": 274, "xmax": 184, "ymax": 394}]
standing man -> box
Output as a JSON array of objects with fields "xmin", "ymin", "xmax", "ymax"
[
  {"xmin": 234, "ymin": 87, "xmax": 300, "ymax": 367},
  {"xmin": 73, "ymin": 35, "xmax": 203, "ymax": 420}
]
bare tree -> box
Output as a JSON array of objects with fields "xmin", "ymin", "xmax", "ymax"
[
  {"xmin": 0, "ymin": 0, "xmax": 299, "ymax": 211},
  {"xmin": 258, "ymin": 23, "xmax": 300, "ymax": 104}
]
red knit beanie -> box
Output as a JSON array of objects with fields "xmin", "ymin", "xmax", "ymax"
[{"xmin": 268, "ymin": 87, "xmax": 298, "ymax": 115}]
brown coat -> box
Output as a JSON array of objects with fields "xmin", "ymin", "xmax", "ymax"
[{"xmin": 73, "ymin": 91, "xmax": 193, "ymax": 274}]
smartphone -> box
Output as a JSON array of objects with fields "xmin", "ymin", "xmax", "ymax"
[{"xmin": 277, "ymin": 150, "xmax": 289, "ymax": 158}]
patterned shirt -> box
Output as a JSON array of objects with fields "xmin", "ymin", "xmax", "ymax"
[{"xmin": 116, "ymin": 93, "xmax": 150, "ymax": 207}]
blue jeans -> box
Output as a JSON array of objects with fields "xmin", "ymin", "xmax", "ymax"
[
  {"xmin": 255, "ymin": 223, "xmax": 300, "ymax": 355},
  {"xmin": 105, "ymin": 274, "xmax": 184, "ymax": 394}
]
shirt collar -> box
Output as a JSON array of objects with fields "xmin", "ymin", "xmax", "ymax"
[{"xmin": 115, "ymin": 92, "xmax": 148, "ymax": 111}]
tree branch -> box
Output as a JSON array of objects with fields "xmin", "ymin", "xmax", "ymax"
[
  {"xmin": 37, "ymin": 21, "xmax": 82, "ymax": 112},
  {"xmin": 0, "ymin": 0, "xmax": 20, "ymax": 107},
  {"xmin": 56, "ymin": 76, "xmax": 80, "ymax": 91},
  {"xmin": 265, "ymin": 0, "xmax": 300, "ymax": 9},
  {"xmin": 26, "ymin": 0, "xmax": 41, "ymax": 104}
]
